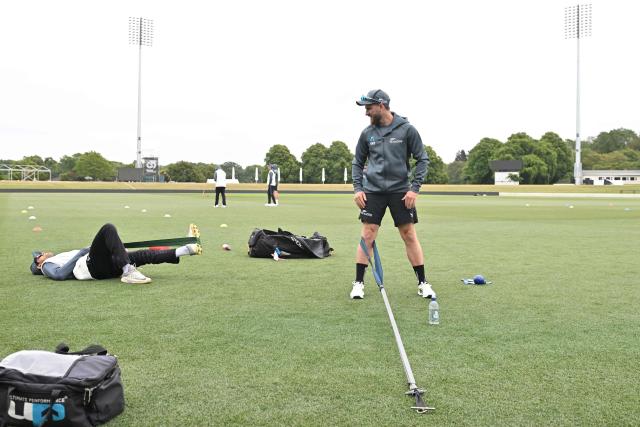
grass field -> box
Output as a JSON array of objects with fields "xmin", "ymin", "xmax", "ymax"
[{"xmin": 1, "ymin": 191, "xmax": 639, "ymax": 426}]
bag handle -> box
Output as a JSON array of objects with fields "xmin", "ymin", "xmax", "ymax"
[
  {"xmin": 55, "ymin": 342, "xmax": 108, "ymax": 356},
  {"xmin": 0, "ymin": 386, "xmax": 15, "ymax": 427}
]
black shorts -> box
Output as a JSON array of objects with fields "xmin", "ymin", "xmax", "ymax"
[{"xmin": 358, "ymin": 193, "xmax": 418, "ymax": 227}]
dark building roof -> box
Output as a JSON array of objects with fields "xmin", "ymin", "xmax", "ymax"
[{"xmin": 489, "ymin": 160, "xmax": 523, "ymax": 172}]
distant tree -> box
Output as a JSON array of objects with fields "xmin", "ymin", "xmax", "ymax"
[
  {"xmin": 220, "ymin": 161, "xmax": 243, "ymax": 181},
  {"xmin": 325, "ymin": 141, "xmax": 353, "ymax": 183},
  {"xmin": 423, "ymin": 145, "xmax": 448, "ymax": 184},
  {"xmin": 495, "ymin": 132, "xmax": 536, "ymax": 159},
  {"xmin": 194, "ymin": 163, "xmax": 215, "ymax": 181},
  {"xmin": 520, "ymin": 154, "xmax": 549, "ymax": 184},
  {"xmin": 454, "ymin": 150, "xmax": 467, "ymax": 162},
  {"xmin": 301, "ymin": 143, "xmax": 328, "ymax": 183},
  {"xmin": 43, "ymin": 157, "xmax": 60, "ymax": 178},
  {"xmin": 240, "ymin": 164, "xmax": 262, "ymax": 183},
  {"xmin": 581, "ymin": 148, "xmax": 602, "ymax": 170},
  {"xmin": 74, "ymin": 151, "xmax": 116, "ymax": 181},
  {"xmin": 163, "ymin": 161, "xmax": 205, "ymax": 182},
  {"xmin": 20, "ymin": 155, "xmax": 44, "ymax": 165},
  {"xmin": 59, "ymin": 154, "xmax": 81, "ymax": 175},
  {"xmin": 584, "ymin": 148, "xmax": 640, "ymax": 170},
  {"xmin": 447, "ymin": 161, "xmax": 466, "ymax": 184},
  {"xmin": 264, "ymin": 145, "xmax": 300, "ymax": 183},
  {"xmin": 540, "ymin": 132, "xmax": 572, "ymax": 182},
  {"xmin": 463, "ymin": 138, "xmax": 502, "ymax": 184},
  {"xmin": 591, "ymin": 128, "xmax": 639, "ymax": 153}
]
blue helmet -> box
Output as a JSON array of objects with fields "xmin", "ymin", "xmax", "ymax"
[{"xmin": 473, "ymin": 274, "xmax": 486, "ymax": 285}]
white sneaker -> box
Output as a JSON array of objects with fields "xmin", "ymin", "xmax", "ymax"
[
  {"xmin": 265, "ymin": 203, "xmax": 275, "ymax": 207},
  {"xmin": 186, "ymin": 243, "xmax": 202, "ymax": 256},
  {"xmin": 222, "ymin": 205, "xmax": 227, "ymax": 208},
  {"xmin": 214, "ymin": 205, "xmax": 219, "ymax": 208},
  {"xmin": 187, "ymin": 224, "xmax": 200, "ymax": 239},
  {"xmin": 418, "ymin": 282, "xmax": 435, "ymax": 299},
  {"xmin": 121, "ymin": 266, "xmax": 152, "ymax": 284},
  {"xmin": 350, "ymin": 281, "xmax": 364, "ymax": 299}
]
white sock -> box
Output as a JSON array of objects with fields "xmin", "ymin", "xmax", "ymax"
[
  {"xmin": 176, "ymin": 246, "xmax": 190, "ymax": 257},
  {"xmin": 122, "ymin": 264, "xmax": 134, "ymax": 274}
]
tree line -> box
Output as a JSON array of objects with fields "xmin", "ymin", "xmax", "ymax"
[
  {"xmin": 450, "ymin": 128, "xmax": 640, "ymax": 184},
  {"xmin": 3, "ymin": 128, "xmax": 638, "ymax": 184}
]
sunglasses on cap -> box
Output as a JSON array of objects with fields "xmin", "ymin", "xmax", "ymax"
[{"xmin": 359, "ymin": 95, "xmax": 385, "ymax": 104}]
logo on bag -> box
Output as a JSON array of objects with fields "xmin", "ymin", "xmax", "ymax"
[
  {"xmin": 289, "ymin": 236, "xmax": 303, "ymax": 249},
  {"xmin": 9, "ymin": 400, "xmax": 66, "ymax": 425}
]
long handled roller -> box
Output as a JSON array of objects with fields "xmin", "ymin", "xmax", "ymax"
[{"xmin": 359, "ymin": 238, "xmax": 435, "ymax": 413}]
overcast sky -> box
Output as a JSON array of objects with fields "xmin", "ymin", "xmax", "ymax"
[{"xmin": 1, "ymin": 0, "xmax": 638, "ymax": 167}]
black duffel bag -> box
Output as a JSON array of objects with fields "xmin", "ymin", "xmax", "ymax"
[
  {"xmin": 0, "ymin": 343, "xmax": 124, "ymax": 427},
  {"xmin": 248, "ymin": 228, "xmax": 332, "ymax": 259}
]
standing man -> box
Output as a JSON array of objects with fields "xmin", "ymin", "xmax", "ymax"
[
  {"xmin": 350, "ymin": 89, "xmax": 434, "ymax": 300},
  {"xmin": 266, "ymin": 164, "xmax": 279, "ymax": 207},
  {"xmin": 214, "ymin": 165, "xmax": 227, "ymax": 208}
]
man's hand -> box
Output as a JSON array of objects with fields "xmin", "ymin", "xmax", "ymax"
[
  {"xmin": 402, "ymin": 191, "xmax": 418, "ymax": 209},
  {"xmin": 354, "ymin": 191, "xmax": 367, "ymax": 209}
]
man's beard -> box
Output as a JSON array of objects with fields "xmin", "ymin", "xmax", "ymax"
[{"xmin": 370, "ymin": 114, "xmax": 383, "ymax": 126}]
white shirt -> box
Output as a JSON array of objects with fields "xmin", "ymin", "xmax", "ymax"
[
  {"xmin": 72, "ymin": 254, "xmax": 93, "ymax": 280},
  {"xmin": 268, "ymin": 170, "xmax": 277, "ymax": 187},
  {"xmin": 214, "ymin": 169, "xmax": 227, "ymax": 187}
]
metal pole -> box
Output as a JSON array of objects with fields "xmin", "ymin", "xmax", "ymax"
[
  {"xmin": 379, "ymin": 287, "xmax": 418, "ymax": 389},
  {"xmin": 137, "ymin": 29, "xmax": 143, "ymax": 168},
  {"xmin": 129, "ymin": 17, "xmax": 153, "ymax": 170},
  {"xmin": 574, "ymin": 32, "xmax": 582, "ymax": 185},
  {"xmin": 565, "ymin": 4, "xmax": 591, "ymax": 186}
]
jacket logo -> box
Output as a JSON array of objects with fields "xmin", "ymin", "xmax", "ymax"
[
  {"xmin": 389, "ymin": 138, "xmax": 403, "ymax": 144},
  {"xmin": 368, "ymin": 136, "xmax": 376, "ymax": 146}
]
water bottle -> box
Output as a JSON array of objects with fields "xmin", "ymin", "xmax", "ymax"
[{"xmin": 428, "ymin": 297, "xmax": 440, "ymax": 325}]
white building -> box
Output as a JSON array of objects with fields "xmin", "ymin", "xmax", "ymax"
[
  {"xmin": 582, "ymin": 170, "xmax": 640, "ymax": 185},
  {"xmin": 489, "ymin": 160, "xmax": 523, "ymax": 185}
]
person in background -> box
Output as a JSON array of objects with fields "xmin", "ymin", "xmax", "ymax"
[
  {"xmin": 30, "ymin": 223, "xmax": 202, "ymax": 284},
  {"xmin": 350, "ymin": 89, "xmax": 434, "ymax": 300},
  {"xmin": 266, "ymin": 164, "xmax": 279, "ymax": 207},
  {"xmin": 214, "ymin": 165, "xmax": 227, "ymax": 208}
]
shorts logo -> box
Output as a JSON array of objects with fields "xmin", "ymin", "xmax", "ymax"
[
  {"xmin": 389, "ymin": 138, "xmax": 403, "ymax": 144},
  {"xmin": 360, "ymin": 209, "xmax": 373, "ymax": 217}
]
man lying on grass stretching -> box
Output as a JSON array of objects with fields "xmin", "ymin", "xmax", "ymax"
[{"xmin": 30, "ymin": 223, "xmax": 202, "ymax": 284}]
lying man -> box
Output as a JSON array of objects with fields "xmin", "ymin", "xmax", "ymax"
[{"xmin": 30, "ymin": 223, "xmax": 202, "ymax": 284}]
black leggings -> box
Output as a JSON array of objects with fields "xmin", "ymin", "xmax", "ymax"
[
  {"xmin": 86, "ymin": 224, "xmax": 179, "ymax": 279},
  {"xmin": 267, "ymin": 186, "xmax": 277, "ymax": 204},
  {"xmin": 215, "ymin": 187, "xmax": 226, "ymax": 205}
]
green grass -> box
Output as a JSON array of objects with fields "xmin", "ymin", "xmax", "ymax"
[{"xmin": 1, "ymin": 192, "xmax": 639, "ymax": 426}]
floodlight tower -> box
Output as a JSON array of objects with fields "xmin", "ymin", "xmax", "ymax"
[
  {"xmin": 565, "ymin": 4, "xmax": 592, "ymax": 185},
  {"xmin": 129, "ymin": 17, "xmax": 154, "ymax": 168}
]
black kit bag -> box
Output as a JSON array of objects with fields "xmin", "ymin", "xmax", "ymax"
[
  {"xmin": 248, "ymin": 228, "xmax": 332, "ymax": 259},
  {"xmin": 0, "ymin": 344, "xmax": 124, "ymax": 427}
]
